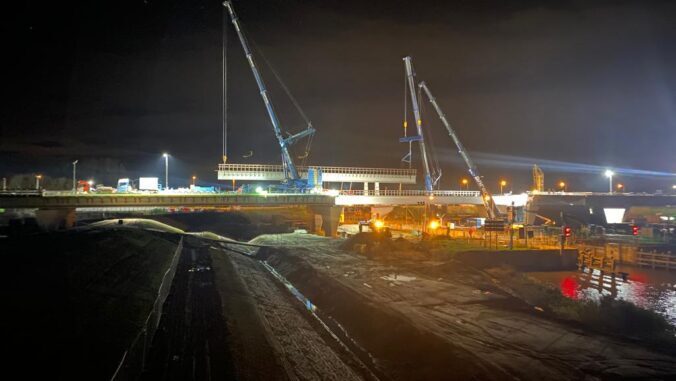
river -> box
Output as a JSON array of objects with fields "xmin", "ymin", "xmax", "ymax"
[{"xmin": 530, "ymin": 265, "xmax": 676, "ymax": 327}]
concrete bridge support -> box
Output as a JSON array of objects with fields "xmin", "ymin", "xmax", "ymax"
[
  {"xmin": 309, "ymin": 205, "xmax": 342, "ymax": 237},
  {"xmin": 35, "ymin": 208, "xmax": 76, "ymax": 231}
]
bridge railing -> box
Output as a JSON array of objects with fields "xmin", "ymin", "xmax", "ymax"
[
  {"xmin": 217, "ymin": 163, "xmax": 416, "ymax": 177},
  {"xmin": 337, "ymin": 189, "xmax": 481, "ymax": 197}
]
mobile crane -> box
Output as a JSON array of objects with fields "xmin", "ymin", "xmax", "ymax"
[
  {"xmin": 222, "ymin": 1, "xmax": 315, "ymax": 188},
  {"xmin": 401, "ymin": 56, "xmax": 499, "ymax": 219},
  {"xmin": 418, "ymin": 80, "xmax": 500, "ymax": 219},
  {"xmin": 401, "ymin": 56, "xmax": 440, "ymax": 192}
]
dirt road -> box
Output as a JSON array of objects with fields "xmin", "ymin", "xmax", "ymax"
[{"xmin": 143, "ymin": 235, "xmax": 366, "ymax": 380}]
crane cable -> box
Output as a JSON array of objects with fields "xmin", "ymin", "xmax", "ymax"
[
  {"xmin": 242, "ymin": 22, "xmax": 315, "ymax": 162},
  {"xmin": 222, "ymin": 6, "xmax": 228, "ymax": 163}
]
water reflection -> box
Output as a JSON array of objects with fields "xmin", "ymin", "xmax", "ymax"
[{"xmin": 532, "ymin": 266, "xmax": 676, "ymax": 327}]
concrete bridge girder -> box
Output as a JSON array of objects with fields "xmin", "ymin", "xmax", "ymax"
[{"xmin": 335, "ymin": 195, "xmax": 484, "ymax": 206}]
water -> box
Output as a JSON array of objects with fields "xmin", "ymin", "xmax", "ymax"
[{"xmin": 530, "ymin": 265, "xmax": 676, "ymax": 327}]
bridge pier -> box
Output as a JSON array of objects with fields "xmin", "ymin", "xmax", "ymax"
[
  {"xmin": 309, "ymin": 205, "xmax": 342, "ymax": 237},
  {"xmin": 35, "ymin": 208, "xmax": 76, "ymax": 231}
]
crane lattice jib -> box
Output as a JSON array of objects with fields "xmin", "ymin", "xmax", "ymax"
[
  {"xmin": 419, "ymin": 81, "xmax": 499, "ymax": 219},
  {"xmin": 403, "ymin": 57, "xmax": 434, "ymax": 192},
  {"xmin": 223, "ymin": 1, "xmax": 311, "ymax": 180}
]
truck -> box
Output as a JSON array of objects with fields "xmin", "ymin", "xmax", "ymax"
[
  {"xmin": 116, "ymin": 177, "xmax": 161, "ymax": 193},
  {"xmin": 138, "ymin": 177, "xmax": 160, "ymax": 192},
  {"xmin": 117, "ymin": 178, "xmax": 132, "ymax": 193},
  {"xmin": 76, "ymin": 180, "xmax": 92, "ymax": 193}
]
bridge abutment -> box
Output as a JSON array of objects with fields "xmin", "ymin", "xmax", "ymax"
[{"xmin": 35, "ymin": 208, "xmax": 76, "ymax": 231}]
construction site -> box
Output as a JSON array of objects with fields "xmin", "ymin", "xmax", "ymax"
[{"xmin": 2, "ymin": 0, "xmax": 676, "ymax": 380}]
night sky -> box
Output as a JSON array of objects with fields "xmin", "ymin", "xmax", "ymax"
[{"xmin": 3, "ymin": 0, "xmax": 676, "ymax": 192}]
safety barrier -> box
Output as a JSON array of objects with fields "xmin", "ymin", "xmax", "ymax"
[
  {"xmin": 338, "ymin": 189, "xmax": 480, "ymax": 197},
  {"xmin": 637, "ymin": 251, "xmax": 676, "ymax": 270}
]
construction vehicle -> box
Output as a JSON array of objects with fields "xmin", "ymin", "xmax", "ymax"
[
  {"xmin": 222, "ymin": 1, "xmax": 315, "ymax": 191},
  {"xmin": 358, "ymin": 217, "xmax": 391, "ymax": 237}
]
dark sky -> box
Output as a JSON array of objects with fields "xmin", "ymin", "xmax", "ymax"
[{"xmin": 2, "ymin": 0, "xmax": 676, "ymax": 192}]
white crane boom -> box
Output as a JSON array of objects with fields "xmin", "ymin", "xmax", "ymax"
[
  {"xmin": 403, "ymin": 56, "xmax": 437, "ymax": 192},
  {"xmin": 419, "ymin": 81, "xmax": 499, "ymax": 219}
]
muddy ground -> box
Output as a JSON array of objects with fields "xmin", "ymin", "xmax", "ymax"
[
  {"xmin": 253, "ymin": 233, "xmax": 676, "ymax": 380},
  {"xmin": 4, "ymin": 221, "xmax": 676, "ymax": 380}
]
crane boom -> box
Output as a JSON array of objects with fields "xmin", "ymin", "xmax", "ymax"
[
  {"xmin": 222, "ymin": 1, "xmax": 313, "ymax": 181},
  {"xmin": 419, "ymin": 81, "xmax": 499, "ymax": 219},
  {"xmin": 403, "ymin": 57, "xmax": 435, "ymax": 192}
]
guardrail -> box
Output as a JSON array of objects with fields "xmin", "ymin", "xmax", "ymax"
[
  {"xmin": 0, "ymin": 190, "xmax": 43, "ymax": 196},
  {"xmin": 338, "ymin": 189, "xmax": 481, "ymax": 197},
  {"xmin": 637, "ymin": 251, "xmax": 676, "ymax": 270}
]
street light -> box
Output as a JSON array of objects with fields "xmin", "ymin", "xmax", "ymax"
[
  {"xmin": 461, "ymin": 178, "xmax": 469, "ymax": 190},
  {"xmin": 72, "ymin": 160, "xmax": 78, "ymax": 192},
  {"xmin": 617, "ymin": 183, "xmax": 624, "ymax": 192},
  {"xmin": 559, "ymin": 181, "xmax": 566, "ymax": 192},
  {"xmin": 192, "ymin": 175, "xmax": 197, "ymax": 186},
  {"xmin": 500, "ymin": 180, "xmax": 507, "ymax": 194},
  {"xmin": 604, "ymin": 169, "xmax": 614, "ymax": 193},
  {"xmin": 35, "ymin": 174, "xmax": 42, "ymax": 190},
  {"xmin": 162, "ymin": 153, "xmax": 169, "ymax": 190}
]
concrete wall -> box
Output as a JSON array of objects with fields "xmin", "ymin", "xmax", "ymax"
[
  {"xmin": 35, "ymin": 208, "xmax": 76, "ymax": 230},
  {"xmin": 454, "ymin": 249, "xmax": 578, "ymax": 271}
]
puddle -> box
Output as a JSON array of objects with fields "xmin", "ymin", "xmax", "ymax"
[{"xmin": 381, "ymin": 274, "xmax": 417, "ymax": 282}]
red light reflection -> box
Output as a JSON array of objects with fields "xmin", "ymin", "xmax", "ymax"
[{"xmin": 560, "ymin": 276, "xmax": 578, "ymax": 299}]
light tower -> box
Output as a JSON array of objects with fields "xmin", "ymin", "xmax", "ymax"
[
  {"xmin": 604, "ymin": 169, "xmax": 614, "ymax": 193},
  {"xmin": 163, "ymin": 153, "xmax": 169, "ymax": 190},
  {"xmin": 72, "ymin": 160, "xmax": 78, "ymax": 192}
]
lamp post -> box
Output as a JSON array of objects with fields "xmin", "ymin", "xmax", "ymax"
[
  {"xmin": 604, "ymin": 169, "xmax": 614, "ymax": 193},
  {"xmin": 35, "ymin": 174, "xmax": 42, "ymax": 190},
  {"xmin": 559, "ymin": 181, "xmax": 566, "ymax": 192},
  {"xmin": 163, "ymin": 153, "xmax": 169, "ymax": 190},
  {"xmin": 617, "ymin": 183, "xmax": 624, "ymax": 193},
  {"xmin": 72, "ymin": 160, "xmax": 78, "ymax": 192},
  {"xmin": 192, "ymin": 175, "xmax": 197, "ymax": 186},
  {"xmin": 500, "ymin": 180, "xmax": 507, "ymax": 194},
  {"xmin": 461, "ymin": 178, "xmax": 469, "ymax": 190}
]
